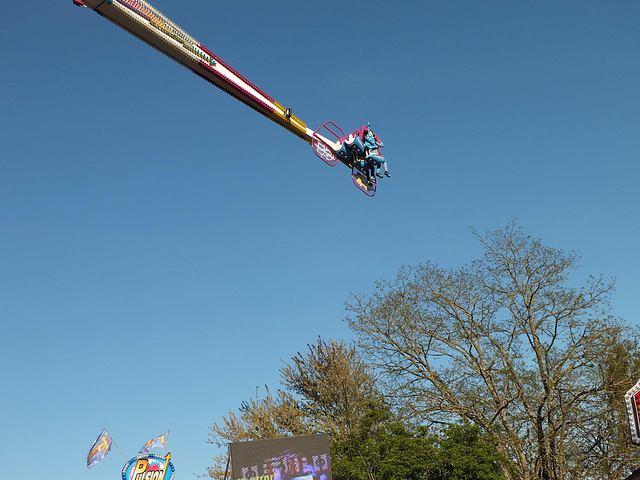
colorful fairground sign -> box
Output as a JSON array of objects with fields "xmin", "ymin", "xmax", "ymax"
[
  {"xmin": 122, "ymin": 452, "xmax": 175, "ymax": 480},
  {"xmin": 625, "ymin": 379, "xmax": 640, "ymax": 445}
]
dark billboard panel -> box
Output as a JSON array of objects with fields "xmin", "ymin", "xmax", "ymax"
[{"xmin": 230, "ymin": 434, "xmax": 331, "ymax": 480}]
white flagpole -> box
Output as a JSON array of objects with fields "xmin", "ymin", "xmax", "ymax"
[{"xmin": 107, "ymin": 430, "xmax": 127, "ymax": 461}]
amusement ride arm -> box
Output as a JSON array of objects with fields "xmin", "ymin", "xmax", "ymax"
[{"xmin": 72, "ymin": 0, "xmax": 339, "ymax": 148}]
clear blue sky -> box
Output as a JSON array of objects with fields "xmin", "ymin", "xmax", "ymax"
[{"xmin": 2, "ymin": 1, "xmax": 639, "ymax": 479}]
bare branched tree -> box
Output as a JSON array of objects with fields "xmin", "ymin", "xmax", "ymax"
[{"xmin": 346, "ymin": 222, "xmax": 640, "ymax": 480}]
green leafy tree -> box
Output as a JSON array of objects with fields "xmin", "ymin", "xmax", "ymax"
[
  {"xmin": 331, "ymin": 403, "xmax": 437, "ymax": 480},
  {"xmin": 332, "ymin": 404, "xmax": 510, "ymax": 480},
  {"xmin": 346, "ymin": 222, "xmax": 640, "ymax": 480},
  {"xmin": 433, "ymin": 423, "xmax": 513, "ymax": 480}
]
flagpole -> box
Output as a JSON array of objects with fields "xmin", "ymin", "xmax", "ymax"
[
  {"xmin": 164, "ymin": 429, "xmax": 170, "ymax": 454},
  {"xmin": 108, "ymin": 432, "xmax": 127, "ymax": 462}
]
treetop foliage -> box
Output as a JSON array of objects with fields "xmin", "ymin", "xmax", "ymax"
[
  {"xmin": 206, "ymin": 223, "xmax": 640, "ymax": 480},
  {"xmin": 346, "ymin": 222, "xmax": 640, "ymax": 479}
]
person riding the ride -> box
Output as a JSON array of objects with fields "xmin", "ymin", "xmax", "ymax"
[{"xmin": 364, "ymin": 125, "xmax": 389, "ymax": 179}]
